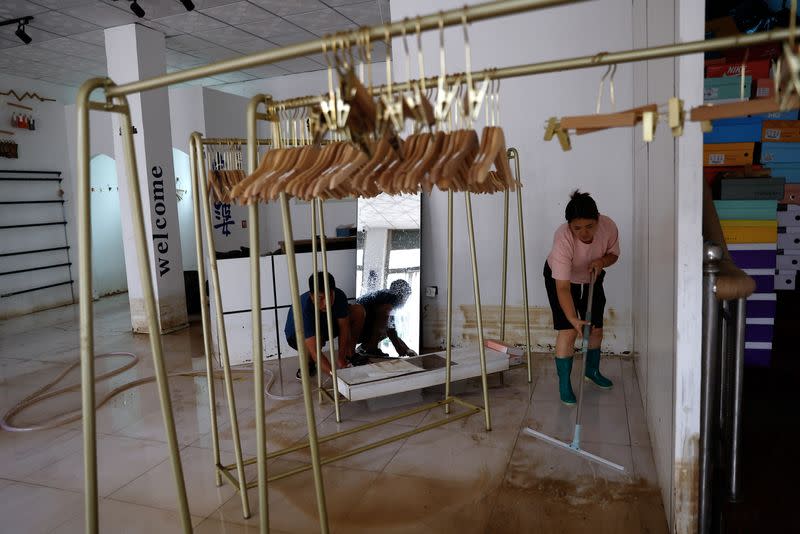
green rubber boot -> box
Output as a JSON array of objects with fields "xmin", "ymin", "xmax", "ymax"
[
  {"xmin": 584, "ymin": 348, "xmax": 613, "ymax": 389},
  {"xmin": 555, "ymin": 357, "xmax": 576, "ymax": 405}
]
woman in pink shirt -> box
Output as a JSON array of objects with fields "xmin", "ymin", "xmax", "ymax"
[{"xmin": 544, "ymin": 190, "xmax": 620, "ymax": 405}]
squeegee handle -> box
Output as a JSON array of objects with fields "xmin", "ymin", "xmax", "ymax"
[
  {"xmin": 573, "ymin": 271, "xmax": 596, "ymax": 448},
  {"xmin": 581, "ymin": 272, "xmax": 596, "ymax": 346}
]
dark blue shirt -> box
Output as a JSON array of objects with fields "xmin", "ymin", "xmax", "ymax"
[{"xmin": 284, "ymin": 287, "xmax": 349, "ymax": 342}]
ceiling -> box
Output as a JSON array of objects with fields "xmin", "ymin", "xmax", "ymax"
[
  {"xmin": 358, "ymin": 194, "xmax": 420, "ymax": 230},
  {"xmin": 0, "ymin": 0, "xmax": 389, "ymax": 89}
]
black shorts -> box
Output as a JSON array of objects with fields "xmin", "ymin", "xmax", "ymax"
[{"xmin": 543, "ymin": 261, "xmax": 606, "ymax": 330}]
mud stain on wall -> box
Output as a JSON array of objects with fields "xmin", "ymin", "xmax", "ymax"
[
  {"xmin": 422, "ymin": 303, "xmax": 626, "ymax": 352},
  {"xmin": 129, "ymin": 294, "xmax": 188, "ymax": 334},
  {"xmin": 674, "ymin": 433, "xmax": 700, "ymax": 533}
]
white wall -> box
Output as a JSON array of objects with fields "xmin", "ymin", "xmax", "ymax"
[
  {"xmin": 169, "ymin": 85, "xmax": 208, "ymax": 271},
  {"xmin": 632, "ymin": 0, "xmax": 676, "ymax": 521},
  {"xmin": 199, "ymin": 87, "xmax": 255, "ymax": 256},
  {"xmin": 0, "ymin": 75, "xmax": 78, "ymax": 318},
  {"xmin": 632, "ymin": 0, "xmax": 704, "ymax": 531},
  {"xmin": 389, "ymin": 0, "xmax": 634, "ymax": 352},
  {"xmin": 89, "ymin": 154, "xmax": 126, "ymax": 297},
  {"xmin": 65, "ymin": 104, "xmax": 194, "ymax": 300},
  {"xmin": 169, "ymin": 86, "xmax": 205, "ymax": 156},
  {"xmin": 62, "ymin": 108, "xmax": 126, "ymax": 300}
]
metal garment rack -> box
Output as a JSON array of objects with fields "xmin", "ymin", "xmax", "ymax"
[
  {"xmin": 190, "ymin": 133, "xmax": 516, "ymax": 518},
  {"xmin": 242, "ymin": 103, "xmax": 490, "ymax": 534},
  {"xmin": 500, "ymin": 148, "xmax": 534, "ymax": 382},
  {"xmin": 74, "ymin": 0, "xmax": 800, "ymax": 532},
  {"xmin": 0, "ymin": 170, "xmax": 75, "ymax": 301},
  {"xmin": 188, "ymin": 134, "xmax": 361, "ymax": 520},
  {"xmin": 188, "ymin": 133, "xmax": 266, "ymax": 519}
]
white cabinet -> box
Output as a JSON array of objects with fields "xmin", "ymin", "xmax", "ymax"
[{"xmin": 209, "ymin": 250, "xmax": 356, "ymax": 365}]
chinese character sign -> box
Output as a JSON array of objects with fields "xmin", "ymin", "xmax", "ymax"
[{"xmin": 213, "ymin": 201, "xmax": 235, "ymax": 236}]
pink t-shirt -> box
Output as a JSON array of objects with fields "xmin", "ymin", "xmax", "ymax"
[{"xmin": 547, "ymin": 214, "xmax": 620, "ymax": 284}]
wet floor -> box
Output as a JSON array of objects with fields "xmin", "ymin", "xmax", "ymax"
[{"xmin": 0, "ymin": 294, "xmax": 667, "ymax": 533}]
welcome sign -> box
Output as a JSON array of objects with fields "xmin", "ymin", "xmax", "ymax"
[{"xmin": 106, "ymin": 24, "xmax": 187, "ymax": 333}]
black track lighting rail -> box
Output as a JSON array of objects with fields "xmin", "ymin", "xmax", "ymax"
[
  {"xmin": 0, "ymin": 16, "xmax": 32, "ymax": 28},
  {"xmin": 110, "ymin": 1, "xmax": 194, "ymax": 19},
  {"xmin": 0, "ymin": 16, "xmax": 33, "ymax": 44}
]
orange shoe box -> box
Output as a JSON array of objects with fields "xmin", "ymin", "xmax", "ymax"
[
  {"xmin": 762, "ymin": 120, "xmax": 800, "ymax": 142},
  {"xmin": 704, "ymin": 143, "xmax": 756, "ymax": 166}
]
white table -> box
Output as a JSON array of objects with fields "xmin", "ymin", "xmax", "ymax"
[{"xmin": 335, "ymin": 348, "xmax": 509, "ymax": 401}]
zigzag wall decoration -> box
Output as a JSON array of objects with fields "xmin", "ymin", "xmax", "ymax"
[{"xmin": 0, "ymin": 90, "xmax": 56, "ymax": 103}]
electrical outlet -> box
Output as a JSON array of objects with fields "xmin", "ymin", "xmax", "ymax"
[{"xmin": 425, "ymin": 286, "xmax": 438, "ymax": 297}]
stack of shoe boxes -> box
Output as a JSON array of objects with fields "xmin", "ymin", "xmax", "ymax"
[
  {"xmin": 702, "ymin": 60, "xmax": 771, "ymax": 170},
  {"xmin": 703, "ymin": 57, "xmax": 788, "ymax": 366},
  {"xmin": 760, "ymin": 128, "xmax": 800, "ymax": 297},
  {"xmin": 761, "ymin": 120, "xmax": 800, "ymax": 296},
  {"xmin": 718, "ymin": 200, "xmax": 778, "ymax": 367}
]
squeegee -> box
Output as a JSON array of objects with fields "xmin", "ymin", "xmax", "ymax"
[{"xmin": 523, "ymin": 271, "xmax": 625, "ymax": 473}]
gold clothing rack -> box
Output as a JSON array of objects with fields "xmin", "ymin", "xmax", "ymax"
[
  {"xmin": 104, "ymin": 0, "xmax": 589, "ymax": 98},
  {"xmin": 267, "ymin": 26, "xmax": 800, "ymax": 112},
  {"xmin": 199, "ymin": 137, "xmax": 272, "ymax": 146},
  {"xmin": 75, "ymin": 0, "xmax": 800, "ymax": 532},
  {"xmin": 189, "ymin": 128, "xmax": 536, "ymax": 523}
]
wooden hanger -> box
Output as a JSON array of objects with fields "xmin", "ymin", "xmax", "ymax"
[
  {"xmin": 244, "ymin": 148, "xmax": 284, "ymax": 201},
  {"xmin": 560, "ymin": 104, "xmax": 659, "ymax": 134},
  {"xmin": 400, "ymin": 21, "xmax": 436, "ymax": 131},
  {"xmin": 690, "ymin": 96, "xmax": 800, "ymax": 122},
  {"xmin": 232, "ymin": 148, "xmax": 277, "ymax": 203},
  {"xmin": 291, "ymin": 142, "xmax": 342, "ymax": 199},
  {"xmin": 386, "ymin": 131, "xmax": 428, "ymax": 193},
  {"xmin": 549, "ymin": 64, "xmax": 658, "ymax": 140},
  {"xmin": 246, "ymin": 113, "xmax": 301, "ymax": 202},
  {"xmin": 427, "ymin": 129, "xmax": 458, "ymax": 192},
  {"xmin": 318, "ymin": 142, "xmax": 367, "ymax": 198},
  {"xmin": 368, "ymin": 134, "xmax": 402, "ymax": 196},
  {"xmin": 341, "ymin": 33, "xmax": 376, "ymax": 154},
  {"xmin": 263, "ymin": 121, "xmax": 306, "ymax": 200}
]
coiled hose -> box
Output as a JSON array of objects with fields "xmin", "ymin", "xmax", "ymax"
[{"xmin": 1, "ymin": 352, "xmax": 306, "ymax": 433}]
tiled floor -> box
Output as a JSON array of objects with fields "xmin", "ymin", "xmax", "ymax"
[{"xmin": 0, "ymin": 294, "xmax": 667, "ymax": 533}]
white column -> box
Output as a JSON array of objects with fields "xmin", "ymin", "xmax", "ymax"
[
  {"xmin": 105, "ymin": 24, "xmax": 187, "ymax": 333},
  {"xmin": 361, "ymin": 227, "xmax": 389, "ymax": 294},
  {"xmin": 673, "ymin": 0, "xmax": 705, "ymax": 532}
]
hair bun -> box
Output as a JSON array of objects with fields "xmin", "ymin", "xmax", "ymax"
[{"xmin": 565, "ymin": 190, "xmax": 599, "ymax": 222}]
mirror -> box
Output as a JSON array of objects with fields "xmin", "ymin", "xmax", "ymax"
[{"xmin": 356, "ymin": 193, "xmax": 421, "ymax": 357}]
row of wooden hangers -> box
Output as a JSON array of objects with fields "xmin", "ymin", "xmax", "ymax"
[
  {"xmin": 546, "ymin": 42, "xmax": 800, "ymax": 150},
  {"xmin": 204, "ymin": 143, "xmax": 246, "ymax": 204},
  {"xmin": 228, "ymin": 16, "xmax": 518, "ymax": 205}
]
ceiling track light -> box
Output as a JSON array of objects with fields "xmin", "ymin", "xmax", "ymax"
[
  {"xmin": 129, "ymin": 1, "xmax": 145, "ymax": 18},
  {"xmin": 15, "ymin": 21, "xmax": 31, "ymax": 44},
  {"xmin": 0, "ymin": 16, "xmax": 33, "ymax": 45},
  {"xmin": 179, "ymin": 0, "xmax": 195, "ymax": 11}
]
